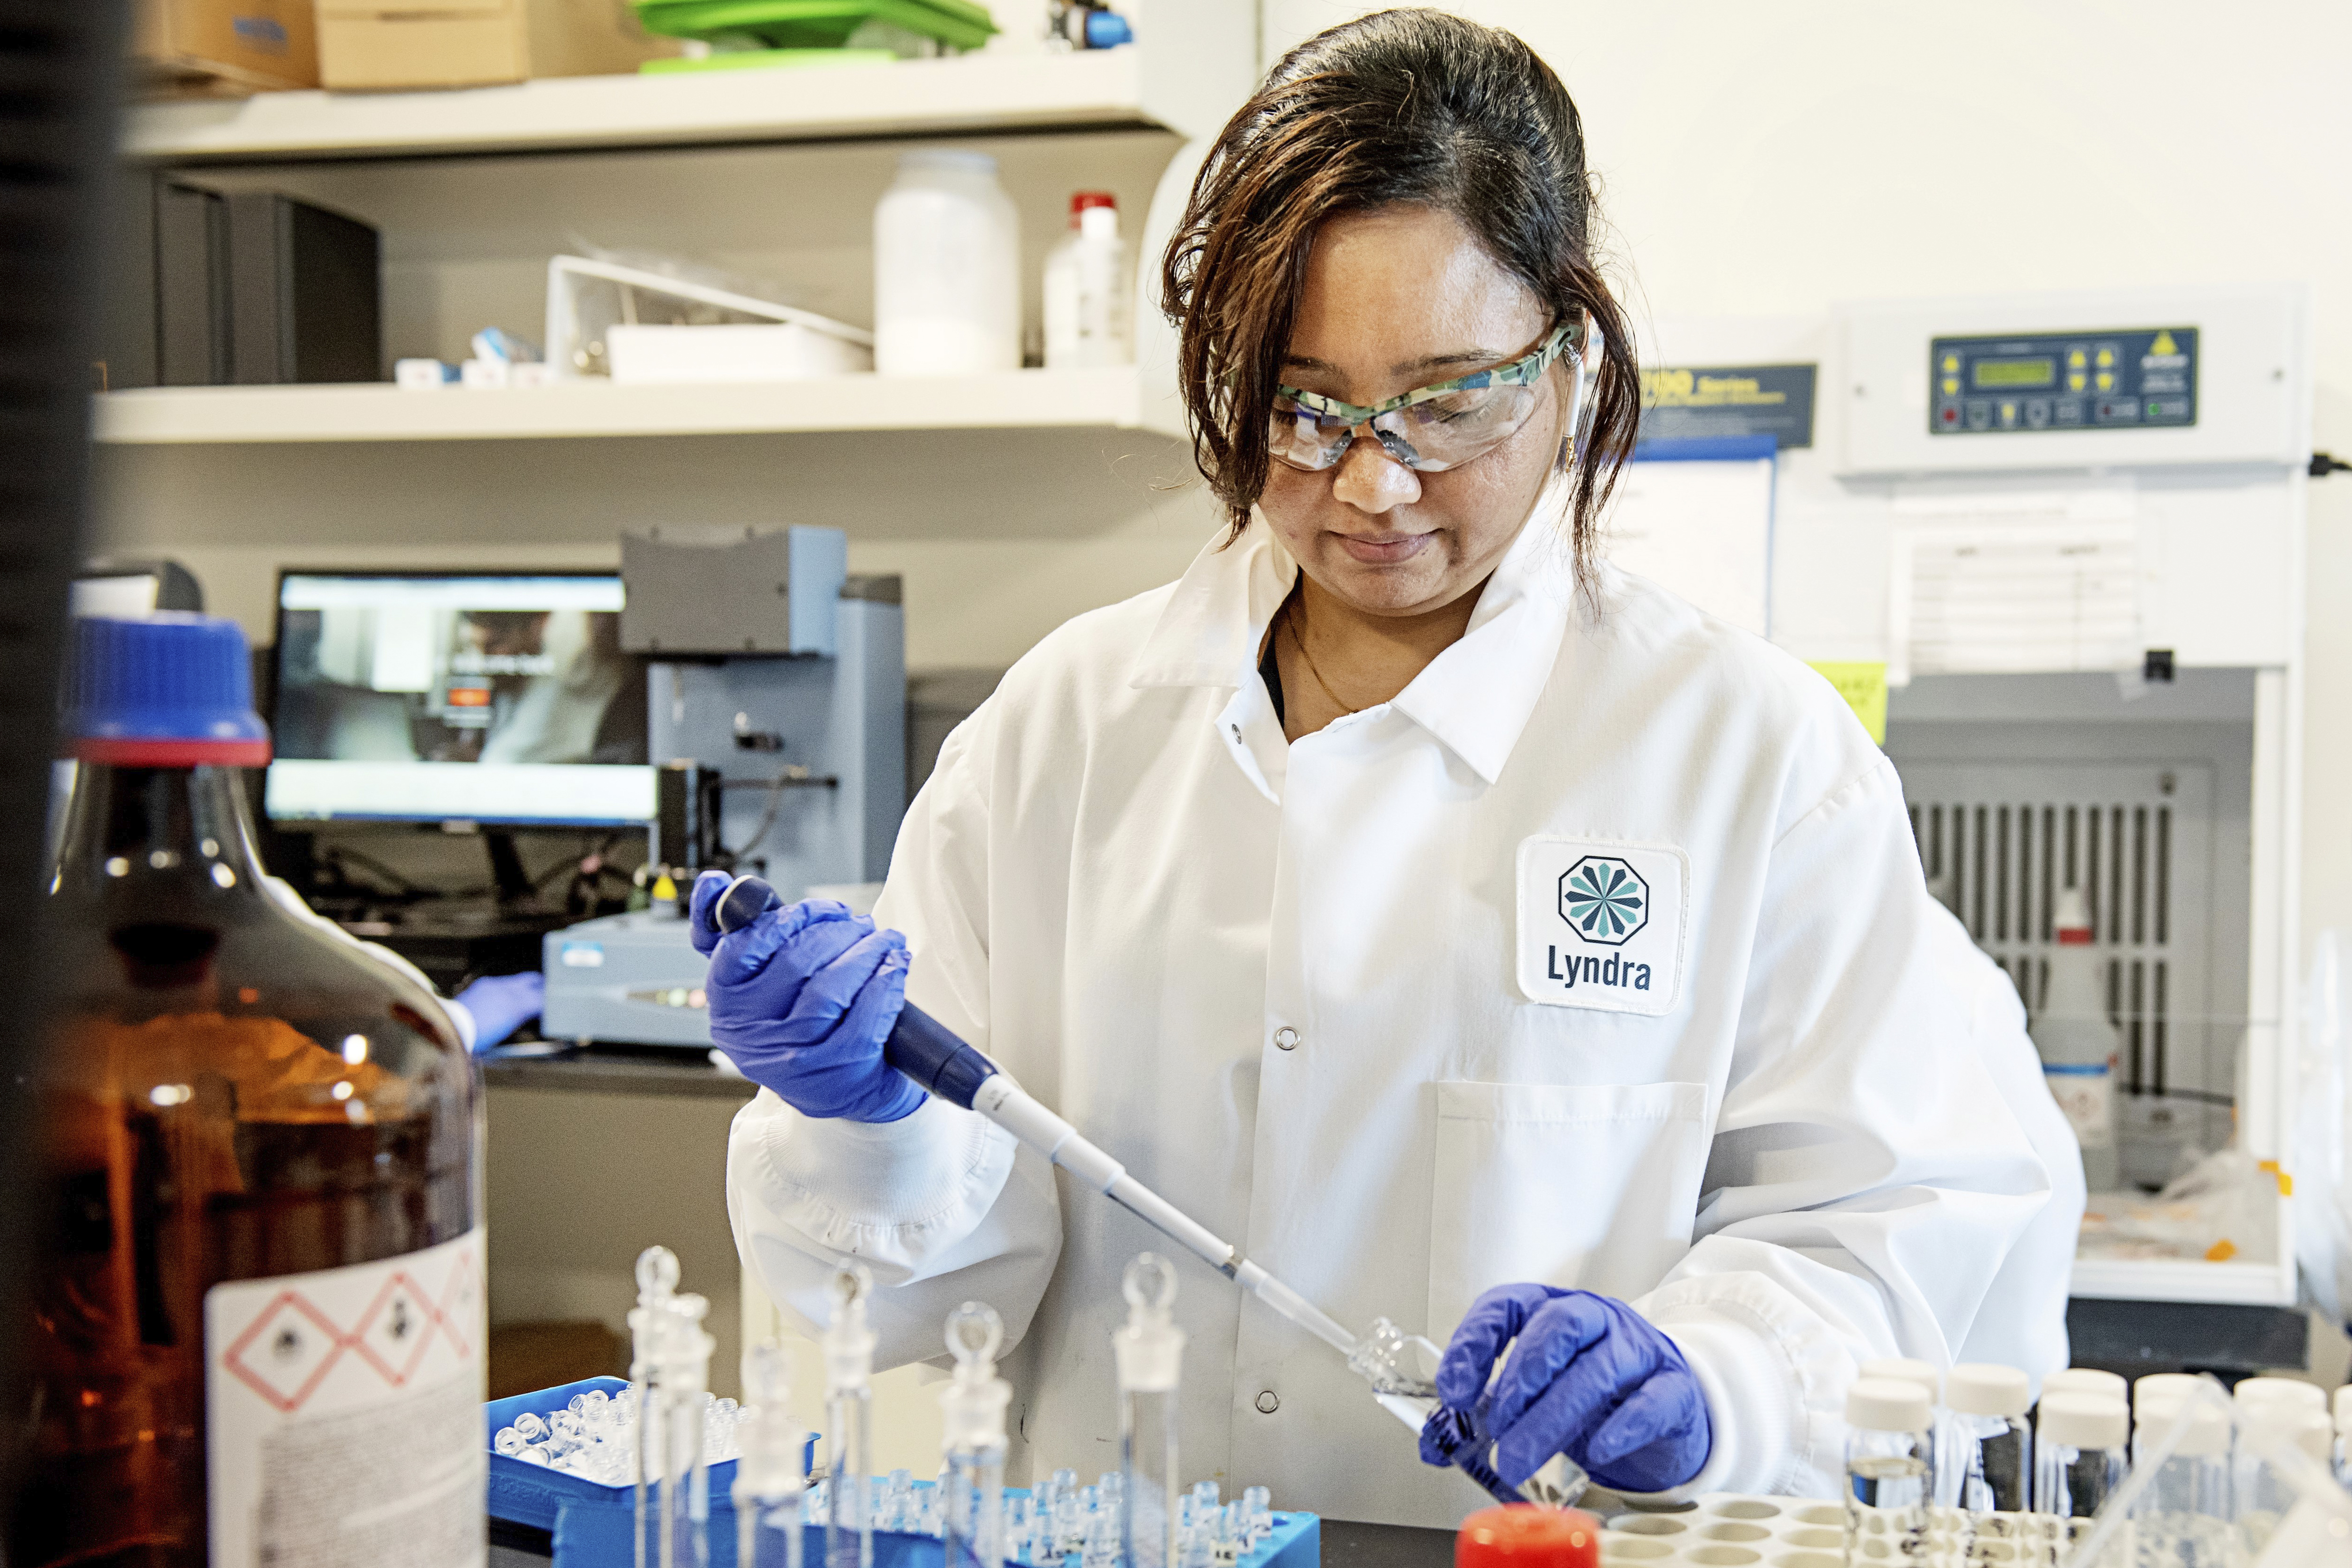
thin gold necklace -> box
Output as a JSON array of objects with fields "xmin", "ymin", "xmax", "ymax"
[{"xmin": 1283, "ymin": 594, "xmax": 1362, "ymax": 716}]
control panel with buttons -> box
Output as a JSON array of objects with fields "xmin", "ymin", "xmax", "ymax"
[{"xmin": 1929, "ymin": 325, "xmax": 2198, "ymax": 437}]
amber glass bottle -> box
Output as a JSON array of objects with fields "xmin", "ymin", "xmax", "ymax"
[{"xmin": 14, "ymin": 615, "xmax": 484, "ymax": 1568}]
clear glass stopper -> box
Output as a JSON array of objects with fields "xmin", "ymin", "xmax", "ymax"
[
  {"xmin": 636, "ymin": 1244, "xmax": 680, "ymax": 1302},
  {"xmin": 946, "ymin": 1300, "xmax": 1004, "ymax": 1374},
  {"xmin": 1122, "ymin": 1253, "xmax": 1176, "ymax": 1316}
]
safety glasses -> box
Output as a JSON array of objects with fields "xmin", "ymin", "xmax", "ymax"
[{"xmin": 1269, "ymin": 312, "xmax": 1593, "ymax": 474}]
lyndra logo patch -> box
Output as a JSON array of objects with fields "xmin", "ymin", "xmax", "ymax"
[
  {"xmin": 1516, "ymin": 837, "xmax": 1685, "ymax": 1014},
  {"xmin": 1559, "ymin": 856, "xmax": 1647, "ymax": 945}
]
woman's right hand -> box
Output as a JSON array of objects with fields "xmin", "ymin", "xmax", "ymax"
[{"xmin": 689, "ymin": 870, "xmax": 926, "ymax": 1123}]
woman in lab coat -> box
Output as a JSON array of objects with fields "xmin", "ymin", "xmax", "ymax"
[{"xmin": 703, "ymin": 10, "xmax": 2082, "ymax": 1525}]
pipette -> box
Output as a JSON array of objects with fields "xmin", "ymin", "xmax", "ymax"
[
  {"xmin": 712, "ymin": 876, "xmax": 1358, "ymax": 1358},
  {"xmin": 713, "ymin": 876, "xmax": 1579, "ymax": 1509}
]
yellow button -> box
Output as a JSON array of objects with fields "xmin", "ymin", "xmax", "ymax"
[
  {"xmin": 2068, "ymin": 373, "xmax": 2086, "ymax": 392},
  {"xmin": 1942, "ymin": 377, "xmax": 1959, "ymax": 396},
  {"xmin": 2095, "ymin": 371, "xmax": 2113, "ymax": 390},
  {"xmin": 2095, "ymin": 347, "xmax": 2115, "ymax": 367},
  {"xmin": 2068, "ymin": 349, "xmax": 2087, "ymax": 369},
  {"xmin": 1942, "ymin": 354, "xmax": 1960, "ymax": 373}
]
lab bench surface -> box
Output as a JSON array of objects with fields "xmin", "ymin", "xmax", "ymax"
[{"xmin": 482, "ymin": 1044, "xmax": 760, "ymax": 1100}]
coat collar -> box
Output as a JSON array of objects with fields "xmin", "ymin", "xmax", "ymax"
[{"xmin": 1131, "ymin": 487, "xmax": 1577, "ymax": 786}]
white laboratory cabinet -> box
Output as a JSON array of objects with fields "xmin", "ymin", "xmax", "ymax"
[{"xmin": 1623, "ymin": 284, "xmax": 2312, "ymax": 1309}]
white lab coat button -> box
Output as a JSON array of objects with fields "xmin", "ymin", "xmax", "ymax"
[
  {"xmin": 1273, "ymin": 1026, "xmax": 1299, "ymax": 1051},
  {"xmin": 1255, "ymin": 1390, "xmax": 1280, "ymax": 1414}
]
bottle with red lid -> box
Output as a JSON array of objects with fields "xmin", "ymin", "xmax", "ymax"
[
  {"xmin": 2030, "ymin": 884, "xmax": 2120, "ymax": 1191},
  {"xmin": 11, "ymin": 614, "xmax": 484, "ymax": 1568},
  {"xmin": 1043, "ymin": 189, "xmax": 1133, "ymax": 370}
]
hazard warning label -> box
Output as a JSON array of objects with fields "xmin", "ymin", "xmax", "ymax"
[{"xmin": 206, "ymin": 1227, "xmax": 486, "ymax": 1568}]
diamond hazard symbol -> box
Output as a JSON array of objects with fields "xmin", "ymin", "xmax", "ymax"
[
  {"xmin": 353, "ymin": 1274, "xmax": 437, "ymax": 1386},
  {"xmin": 222, "ymin": 1292, "xmax": 346, "ymax": 1414}
]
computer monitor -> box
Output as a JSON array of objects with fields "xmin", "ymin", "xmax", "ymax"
[{"xmin": 266, "ymin": 570, "xmax": 654, "ymax": 828}]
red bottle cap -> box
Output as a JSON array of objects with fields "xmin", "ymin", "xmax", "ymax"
[
  {"xmin": 1455, "ymin": 1505, "xmax": 1602, "ymax": 1568},
  {"xmin": 1070, "ymin": 190, "xmax": 1118, "ymax": 218}
]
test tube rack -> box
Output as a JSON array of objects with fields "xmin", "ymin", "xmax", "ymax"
[
  {"xmin": 487, "ymin": 1377, "xmax": 1322, "ymax": 1568},
  {"xmin": 1597, "ymin": 1495, "xmax": 2074, "ymax": 1567}
]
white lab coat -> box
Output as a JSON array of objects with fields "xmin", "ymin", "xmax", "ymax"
[{"xmin": 726, "ymin": 508, "xmax": 2083, "ymax": 1527}]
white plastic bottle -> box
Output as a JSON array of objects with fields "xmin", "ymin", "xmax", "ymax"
[
  {"xmin": 1043, "ymin": 191, "xmax": 1133, "ymax": 369},
  {"xmin": 1845, "ymin": 1377, "xmax": 1934, "ymax": 1559},
  {"xmin": 873, "ymin": 150, "xmax": 1021, "ymax": 376},
  {"xmin": 2033, "ymin": 884, "xmax": 2121, "ymax": 1191}
]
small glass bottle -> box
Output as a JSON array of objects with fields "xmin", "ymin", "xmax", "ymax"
[
  {"xmin": 1858, "ymin": 1356, "xmax": 1947, "ymax": 1505},
  {"xmin": 825, "ymin": 1265, "xmax": 878, "ymax": 1568},
  {"xmin": 2042, "ymin": 1367, "xmax": 2129, "ymax": 1404},
  {"xmin": 2031, "ymin": 1394, "xmax": 2127, "ymax": 1568},
  {"xmin": 2231, "ymin": 1397, "xmax": 2331, "ymax": 1560},
  {"xmin": 939, "ymin": 1302, "xmax": 1011, "ymax": 1568},
  {"xmin": 632, "ymin": 1246, "xmax": 682, "ymax": 1568},
  {"xmin": 14, "ymin": 615, "xmax": 481, "ymax": 1568},
  {"xmin": 1114, "ymin": 1254, "xmax": 1184, "ymax": 1568},
  {"xmin": 2131, "ymin": 1393, "xmax": 2231, "ymax": 1568},
  {"xmin": 1945, "ymin": 1364, "xmax": 2032, "ymax": 1529},
  {"xmin": 736, "ymin": 1342, "xmax": 807, "ymax": 1568},
  {"xmin": 658, "ymin": 1292, "xmax": 716, "ymax": 1568},
  {"xmin": 1844, "ymin": 1377, "xmax": 1933, "ymax": 1559}
]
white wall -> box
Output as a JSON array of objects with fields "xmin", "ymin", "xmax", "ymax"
[{"xmin": 1263, "ymin": 0, "xmax": 2352, "ymax": 972}]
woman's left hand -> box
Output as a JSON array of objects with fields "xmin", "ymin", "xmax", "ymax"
[{"xmin": 1424, "ymin": 1284, "xmax": 1711, "ymax": 1494}]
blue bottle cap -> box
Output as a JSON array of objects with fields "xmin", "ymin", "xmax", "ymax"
[{"xmin": 61, "ymin": 613, "xmax": 271, "ymax": 766}]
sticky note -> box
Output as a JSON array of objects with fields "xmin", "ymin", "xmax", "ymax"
[{"xmin": 1808, "ymin": 661, "xmax": 1888, "ymax": 745}]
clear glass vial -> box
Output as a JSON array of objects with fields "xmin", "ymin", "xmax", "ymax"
[
  {"xmin": 2032, "ymin": 1390, "xmax": 2128, "ymax": 1568},
  {"xmin": 2131, "ymin": 1392, "xmax": 2232, "ymax": 1568},
  {"xmin": 737, "ymin": 1343, "xmax": 805, "ymax": 1568},
  {"xmin": 1946, "ymin": 1363, "xmax": 2033, "ymax": 1521},
  {"xmin": 1114, "ymin": 1255, "xmax": 1184, "ymax": 1568},
  {"xmin": 1844, "ymin": 1376, "xmax": 1934, "ymax": 1559},
  {"xmin": 940, "ymin": 1302, "xmax": 1011, "ymax": 1568},
  {"xmin": 825, "ymin": 1265, "xmax": 877, "ymax": 1568}
]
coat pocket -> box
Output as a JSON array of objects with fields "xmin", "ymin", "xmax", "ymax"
[{"xmin": 1426, "ymin": 1080, "xmax": 1710, "ymax": 1341}]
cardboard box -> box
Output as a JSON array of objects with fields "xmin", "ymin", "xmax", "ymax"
[
  {"xmin": 315, "ymin": 0, "xmax": 677, "ymax": 90},
  {"xmin": 133, "ymin": 0, "xmax": 319, "ymax": 92}
]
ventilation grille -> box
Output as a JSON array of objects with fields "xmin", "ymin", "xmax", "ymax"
[{"xmin": 1898, "ymin": 763, "xmax": 2214, "ymax": 1106}]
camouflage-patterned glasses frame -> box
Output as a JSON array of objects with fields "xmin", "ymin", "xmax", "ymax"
[{"xmin": 1269, "ymin": 312, "xmax": 1592, "ymax": 474}]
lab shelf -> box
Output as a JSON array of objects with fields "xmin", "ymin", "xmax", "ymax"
[
  {"xmin": 93, "ymin": 367, "xmax": 1177, "ymax": 443},
  {"xmin": 123, "ymin": 44, "xmax": 1229, "ymax": 162},
  {"xmin": 2068, "ymin": 1255, "xmax": 2295, "ymax": 1308}
]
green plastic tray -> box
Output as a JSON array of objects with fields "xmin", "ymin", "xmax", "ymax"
[{"xmin": 633, "ymin": 0, "xmax": 996, "ymax": 51}]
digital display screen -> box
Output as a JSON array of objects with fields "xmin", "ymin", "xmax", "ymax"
[
  {"xmin": 1972, "ymin": 357, "xmax": 2057, "ymax": 390},
  {"xmin": 268, "ymin": 573, "xmax": 653, "ymax": 827}
]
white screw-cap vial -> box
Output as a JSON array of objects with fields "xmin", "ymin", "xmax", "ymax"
[
  {"xmin": 2234, "ymin": 1376, "xmax": 2326, "ymax": 1414},
  {"xmin": 2135, "ymin": 1393, "xmax": 2230, "ymax": 1457},
  {"xmin": 2133, "ymin": 1372, "xmax": 2204, "ymax": 1410},
  {"xmin": 2038, "ymin": 1393, "xmax": 2128, "ymax": 1450},
  {"xmin": 1947, "ymin": 1364, "xmax": 2032, "ymax": 1418},
  {"xmin": 1858, "ymin": 1357, "xmax": 1942, "ymax": 1402},
  {"xmin": 1848, "ymin": 1376, "xmax": 1933, "ymax": 1435},
  {"xmin": 2044, "ymin": 1368, "xmax": 2129, "ymax": 1403}
]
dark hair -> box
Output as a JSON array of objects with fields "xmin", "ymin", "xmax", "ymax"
[{"xmin": 1160, "ymin": 9, "xmax": 1639, "ymax": 592}]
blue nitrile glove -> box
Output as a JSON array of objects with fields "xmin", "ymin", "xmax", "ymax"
[
  {"xmin": 454, "ymin": 970, "xmax": 544, "ymax": 1051},
  {"xmin": 688, "ymin": 870, "xmax": 924, "ymax": 1123},
  {"xmin": 1421, "ymin": 1284, "xmax": 1711, "ymax": 1494}
]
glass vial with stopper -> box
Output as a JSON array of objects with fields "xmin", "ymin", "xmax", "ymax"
[
  {"xmin": 1346, "ymin": 1316, "xmax": 1589, "ymax": 1508},
  {"xmin": 1114, "ymin": 1255, "xmax": 1184, "ymax": 1568},
  {"xmin": 825, "ymin": 1264, "xmax": 877, "ymax": 1568},
  {"xmin": 18, "ymin": 615, "xmax": 482, "ymax": 1568},
  {"xmin": 2130, "ymin": 1392, "xmax": 2231, "ymax": 1568},
  {"xmin": 2032, "ymin": 1393, "xmax": 2128, "ymax": 1523},
  {"xmin": 657, "ymin": 1291, "xmax": 716, "ymax": 1568},
  {"xmin": 632, "ymin": 1246, "xmax": 682, "ymax": 1568},
  {"xmin": 737, "ymin": 1342, "xmax": 806, "ymax": 1568},
  {"xmin": 940, "ymin": 1302, "xmax": 1011, "ymax": 1568},
  {"xmin": 1844, "ymin": 1377, "xmax": 1933, "ymax": 1560},
  {"xmin": 1945, "ymin": 1364, "xmax": 2032, "ymax": 1528}
]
